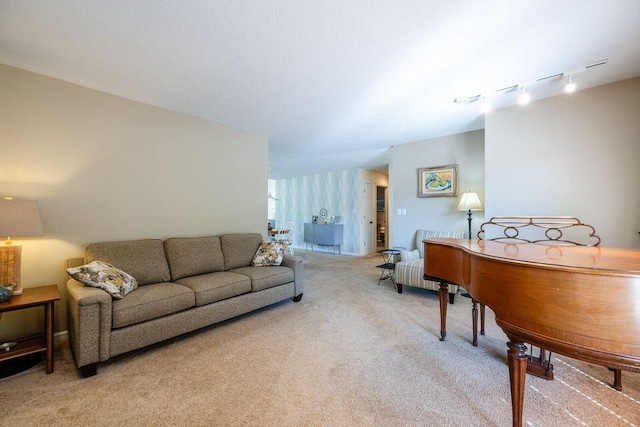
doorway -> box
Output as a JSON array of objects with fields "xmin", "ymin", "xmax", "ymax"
[{"xmin": 376, "ymin": 186, "xmax": 388, "ymax": 249}]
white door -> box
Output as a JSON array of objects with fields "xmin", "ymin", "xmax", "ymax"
[{"xmin": 362, "ymin": 182, "xmax": 373, "ymax": 254}]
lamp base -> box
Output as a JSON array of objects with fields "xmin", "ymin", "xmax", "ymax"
[{"xmin": 0, "ymin": 245, "xmax": 22, "ymax": 295}]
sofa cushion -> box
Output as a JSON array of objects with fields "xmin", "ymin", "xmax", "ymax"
[
  {"xmin": 176, "ymin": 271, "xmax": 251, "ymax": 306},
  {"xmin": 395, "ymin": 259, "xmax": 426, "ymax": 288},
  {"xmin": 112, "ymin": 282, "xmax": 195, "ymax": 329},
  {"xmin": 164, "ymin": 236, "xmax": 225, "ymax": 281},
  {"xmin": 67, "ymin": 260, "xmax": 138, "ymax": 299},
  {"xmin": 251, "ymin": 241, "xmax": 288, "ymax": 266},
  {"xmin": 87, "ymin": 239, "xmax": 171, "ymax": 286},
  {"xmin": 219, "ymin": 233, "xmax": 263, "ymax": 270},
  {"xmin": 231, "ymin": 266, "xmax": 294, "ymax": 292}
]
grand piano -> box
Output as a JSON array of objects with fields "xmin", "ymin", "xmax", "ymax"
[{"xmin": 423, "ymin": 238, "xmax": 640, "ymax": 427}]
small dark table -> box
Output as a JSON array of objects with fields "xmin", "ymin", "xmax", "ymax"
[
  {"xmin": 0, "ymin": 285, "xmax": 60, "ymax": 374},
  {"xmin": 376, "ymin": 249, "xmax": 401, "ymax": 288}
]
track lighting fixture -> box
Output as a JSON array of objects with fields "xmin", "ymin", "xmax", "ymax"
[{"xmin": 453, "ymin": 59, "xmax": 606, "ymax": 113}]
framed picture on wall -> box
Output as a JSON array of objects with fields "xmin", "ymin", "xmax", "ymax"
[{"xmin": 418, "ymin": 164, "xmax": 458, "ymax": 197}]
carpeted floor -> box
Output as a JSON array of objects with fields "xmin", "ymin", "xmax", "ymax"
[{"xmin": 0, "ymin": 250, "xmax": 638, "ymax": 426}]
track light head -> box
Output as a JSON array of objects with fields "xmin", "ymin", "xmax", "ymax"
[
  {"xmin": 518, "ymin": 87, "xmax": 530, "ymax": 105},
  {"xmin": 564, "ymin": 74, "xmax": 576, "ymax": 93}
]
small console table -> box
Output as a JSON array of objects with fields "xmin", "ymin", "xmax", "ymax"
[
  {"xmin": 0, "ymin": 285, "xmax": 60, "ymax": 374},
  {"xmin": 303, "ymin": 223, "xmax": 344, "ymax": 254}
]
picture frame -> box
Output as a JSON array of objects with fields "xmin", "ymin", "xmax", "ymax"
[{"xmin": 418, "ymin": 164, "xmax": 458, "ymax": 198}]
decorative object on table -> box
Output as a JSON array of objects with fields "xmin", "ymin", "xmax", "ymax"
[
  {"xmin": 312, "ymin": 215, "xmax": 318, "ymax": 224},
  {"xmin": 0, "ymin": 197, "xmax": 45, "ymax": 295},
  {"xmin": 319, "ymin": 208, "xmax": 328, "ymax": 223},
  {"xmin": 0, "ymin": 283, "xmax": 17, "ymax": 303},
  {"xmin": 417, "ymin": 164, "xmax": 458, "ymax": 198},
  {"xmin": 457, "ymin": 192, "xmax": 483, "ymax": 239}
]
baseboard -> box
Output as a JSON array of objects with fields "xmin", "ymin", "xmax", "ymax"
[{"xmin": 55, "ymin": 330, "xmax": 68, "ymax": 343}]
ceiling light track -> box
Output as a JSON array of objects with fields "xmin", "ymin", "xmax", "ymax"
[{"xmin": 453, "ymin": 59, "xmax": 608, "ymax": 109}]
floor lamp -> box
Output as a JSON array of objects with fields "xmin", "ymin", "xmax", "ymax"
[{"xmin": 457, "ymin": 192, "xmax": 483, "ymax": 239}]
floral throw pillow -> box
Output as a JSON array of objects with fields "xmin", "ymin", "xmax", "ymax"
[
  {"xmin": 67, "ymin": 260, "xmax": 138, "ymax": 299},
  {"xmin": 251, "ymin": 241, "xmax": 289, "ymax": 266}
]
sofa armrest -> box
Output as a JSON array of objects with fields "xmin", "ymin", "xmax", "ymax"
[
  {"xmin": 66, "ymin": 278, "xmax": 113, "ymax": 368},
  {"xmin": 281, "ymin": 255, "xmax": 304, "ymax": 297}
]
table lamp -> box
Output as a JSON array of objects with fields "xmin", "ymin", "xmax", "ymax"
[
  {"xmin": 457, "ymin": 192, "xmax": 483, "ymax": 239},
  {"xmin": 0, "ymin": 197, "xmax": 44, "ymax": 296}
]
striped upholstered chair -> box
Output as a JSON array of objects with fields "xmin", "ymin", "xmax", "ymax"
[{"xmin": 394, "ymin": 229, "xmax": 465, "ymax": 303}]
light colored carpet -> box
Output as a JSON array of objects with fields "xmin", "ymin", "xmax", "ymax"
[{"xmin": 0, "ymin": 250, "xmax": 638, "ymax": 426}]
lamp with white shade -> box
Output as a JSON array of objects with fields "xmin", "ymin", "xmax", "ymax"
[{"xmin": 457, "ymin": 192, "xmax": 483, "ymax": 239}]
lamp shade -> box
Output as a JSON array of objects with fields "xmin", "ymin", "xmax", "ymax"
[
  {"xmin": 457, "ymin": 192, "xmax": 483, "ymax": 211},
  {"xmin": 0, "ymin": 198, "xmax": 44, "ymax": 239}
]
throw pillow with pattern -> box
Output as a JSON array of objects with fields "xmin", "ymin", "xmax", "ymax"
[
  {"xmin": 67, "ymin": 260, "xmax": 138, "ymax": 299},
  {"xmin": 251, "ymin": 241, "xmax": 289, "ymax": 266}
]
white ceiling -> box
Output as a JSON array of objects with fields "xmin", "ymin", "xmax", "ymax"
[{"xmin": 1, "ymin": 1, "xmax": 639, "ymax": 179}]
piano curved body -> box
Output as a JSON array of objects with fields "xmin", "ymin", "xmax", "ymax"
[{"xmin": 423, "ymin": 238, "xmax": 640, "ymax": 427}]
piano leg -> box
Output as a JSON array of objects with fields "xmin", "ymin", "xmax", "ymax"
[
  {"xmin": 472, "ymin": 301, "xmax": 486, "ymax": 346},
  {"xmin": 438, "ymin": 282, "xmax": 448, "ymax": 341},
  {"xmin": 507, "ymin": 339, "xmax": 528, "ymax": 427},
  {"xmin": 472, "ymin": 299, "xmax": 479, "ymax": 346}
]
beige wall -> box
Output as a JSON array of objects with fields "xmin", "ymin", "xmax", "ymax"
[
  {"xmin": 0, "ymin": 64, "xmax": 268, "ymax": 338},
  {"xmin": 389, "ymin": 130, "xmax": 485, "ymax": 250},
  {"xmin": 486, "ymin": 77, "xmax": 640, "ymax": 248}
]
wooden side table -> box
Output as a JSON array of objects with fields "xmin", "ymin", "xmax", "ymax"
[{"xmin": 0, "ymin": 285, "xmax": 60, "ymax": 374}]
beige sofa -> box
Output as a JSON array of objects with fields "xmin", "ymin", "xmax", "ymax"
[
  {"xmin": 394, "ymin": 230, "xmax": 465, "ymax": 303},
  {"xmin": 66, "ymin": 233, "xmax": 303, "ymax": 377}
]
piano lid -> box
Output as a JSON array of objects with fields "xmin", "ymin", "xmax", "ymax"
[{"xmin": 425, "ymin": 238, "xmax": 640, "ymax": 275}]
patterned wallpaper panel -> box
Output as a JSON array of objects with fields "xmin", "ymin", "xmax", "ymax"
[{"xmin": 276, "ymin": 169, "xmax": 361, "ymax": 254}]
